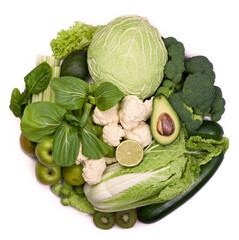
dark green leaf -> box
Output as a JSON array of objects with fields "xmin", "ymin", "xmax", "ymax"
[
  {"xmin": 20, "ymin": 102, "xmax": 67, "ymax": 143},
  {"xmin": 9, "ymin": 88, "xmax": 31, "ymax": 118},
  {"xmin": 9, "ymin": 88, "xmax": 22, "ymax": 118},
  {"xmin": 80, "ymin": 123, "xmax": 109, "ymax": 159},
  {"xmin": 94, "ymin": 82, "xmax": 124, "ymax": 111},
  {"xmin": 24, "ymin": 62, "xmax": 52, "ymax": 94},
  {"xmin": 53, "ymin": 121, "xmax": 80, "ymax": 167},
  {"xmin": 51, "ymin": 76, "xmax": 89, "ymax": 110}
]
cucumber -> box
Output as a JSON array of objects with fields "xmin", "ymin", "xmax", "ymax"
[
  {"xmin": 188, "ymin": 120, "xmax": 224, "ymax": 140},
  {"xmin": 137, "ymin": 151, "xmax": 224, "ymax": 224}
]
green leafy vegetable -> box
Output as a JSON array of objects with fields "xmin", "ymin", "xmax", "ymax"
[
  {"xmin": 9, "ymin": 88, "xmax": 24, "ymax": 118},
  {"xmin": 24, "ymin": 62, "xmax": 52, "ymax": 94},
  {"xmin": 20, "ymin": 102, "xmax": 67, "ymax": 143},
  {"xmin": 94, "ymin": 82, "xmax": 124, "ymax": 111},
  {"xmin": 84, "ymin": 130, "xmax": 228, "ymax": 212},
  {"xmin": 53, "ymin": 121, "xmax": 80, "ymax": 167},
  {"xmin": 87, "ymin": 15, "xmax": 168, "ymax": 100},
  {"xmin": 9, "ymin": 61, "xmax": 53, "ymax": 118},
  {"xmin": 51, "ymin": 76, "xmax": 89, "ymax": 110},
  {"xmin": 50, "ymin": 21, "xmax": 98, "ymax": 59},
  {"xmin": 80, "ymin": 123, "xmax": 109, "ymax": 159}
]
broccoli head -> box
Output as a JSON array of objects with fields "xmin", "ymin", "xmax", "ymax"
[
  {"xmin": 207, "ymin": 86, "xmax": 226, "ymax": 121},
  {"xmin": 184, "ymin": 56, "xmax": 215, "ymax": 84},
  {"xmin": 163, "ymin": 37, "xmax": 185, "ymax": 84},
  {"xmin": 155, "ymin": 79, "xmax": 176, "ymax": 98},
  {"xmin": 169, "ymin": 92, "xmax": 203, "ymax": 131},
  {"xmin": 182, "ymin": 73, "xmax": 216, "ymax": 115}
]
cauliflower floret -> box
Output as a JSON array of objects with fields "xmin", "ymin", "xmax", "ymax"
[
  {"xmin": 124, "ymin": 121, "xmax": 152, "ymax": 148},
  {"xmin": 75, "ymin": 143, "xmax": 88, "ymax": 165},
  {"xmin": 93, "ymin": 103, "xmax": 120, "ymax": 126},
  {"xmin": 119, "ymin": 95, "xmax": 152, "ymax": 130},
  {"xmin": 82, "ymin": 158, "xmax": 106, "ymax": 185},
  {"xmin": 105, "ymin": 157, "xmax": 118, "ymax": 165},
  {"xmin": 102, "ymin": 123, "xmax": 124, "ymax": 147},
  {"xmin": 143, "ymin": 96, "xmax": 154, "ymax": 121}
]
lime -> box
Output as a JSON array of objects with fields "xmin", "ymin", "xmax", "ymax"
[{"xmin": 116, "ymin": 140, "xmax": 143, "ymax": 167}]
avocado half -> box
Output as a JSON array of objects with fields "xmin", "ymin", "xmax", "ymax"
[{"xmin": 150, "ymin": 94, "xmax": 181, "ymax": 145}]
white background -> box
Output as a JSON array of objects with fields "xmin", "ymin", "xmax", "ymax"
[{"xmin": 0, "ymin": 0, "xmax": 238, "ymax": 239}]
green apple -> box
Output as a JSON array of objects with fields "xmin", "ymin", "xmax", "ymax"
[
  {"xmin": 20, "ymin": 133, "xmax": 37, "ymax": 158},
  {"xmin": 35, "ymin": 161, "xmax": 61, "ymax": 185},
  {"xmin": 62, "ymin": 164, "xmax": 85, "ymax": 186},
  {"xmin": 35, "ymin": 139, "xmax": 55, "ymax": 166}
]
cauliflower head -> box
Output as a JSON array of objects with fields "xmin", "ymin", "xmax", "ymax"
[
  {"xmin": 93, "ymin": 103, "xmax": 120, "ymax": 126},
  {"xmin": 124, "ymin": 121, "xmax": 152, "ymax": 148},
  {"xmin": 119, "ymin": 95, "xmax": 152, "ymax": 130},
  {"xmin": 102, "ymin": 123, "xmax": 125, "ymax": 147},
  {"xmin": 82, "ymin": 158, "xmax": 106, "ymax": 185}
]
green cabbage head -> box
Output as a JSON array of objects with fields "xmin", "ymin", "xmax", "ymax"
[{"xmin": 87, "ymin": 15, "xmax": 168, "ymax": 100}]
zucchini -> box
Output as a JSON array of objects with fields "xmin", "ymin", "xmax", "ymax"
[
  {"xmin": 188, "ymin": 120, "xmax": 224, "ymax": 141},
  {"xmin": 137, "ymin": 151, "xmax": 224, "ymax": 224}
]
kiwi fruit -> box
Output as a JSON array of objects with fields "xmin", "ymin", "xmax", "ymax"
[
  {"xmin": 93, "ymin": 211, "xmax": 115, "ymax": 230},
  {"xmin": 115, "ymin": 209, "xmax": 137, "ymax": 228}
]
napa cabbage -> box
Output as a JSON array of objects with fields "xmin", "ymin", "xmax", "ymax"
[
  {"xmin": 84, "ymin": 130, "xmax": 228, "ymax": 212},
  {"xmin": 87, "ymin": 15, "xmax": 168, "ymax": 100}
]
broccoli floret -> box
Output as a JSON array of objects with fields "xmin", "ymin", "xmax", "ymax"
[
  {"xmin": 155, "ymin": 79, "xmax": 176, "ymax": 97},
  {"xmin": 182, "ymin": 73, "xmax": 216, "ymax": 115},
  {"xmin": 184, "ymin": 56, "xmax": 215, "ymax": 84},
  {"xmin": 163, "ymin": 37, "xmax": 178, "ymax": 48},
  {"xmin": 207, "ymin": 86, "xmax": 226, "ymax": 121},
  {"xmin": 164, "ymin": 58, "xmax": 185, "ymax": 83},
  {"xmin": 169, "ymin": 92, "xmax": 203, "ymax": 131},
  {"xmin": 163, "ymin": 37, "xmax": 185, "ymax": 84}
]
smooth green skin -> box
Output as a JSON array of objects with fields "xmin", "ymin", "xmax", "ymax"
[
  {"xmin": 20, "ymin": 133, "xmax": 37, "ymax": 158},
  {"xmin": 62, "ymin": 164, "xmax": 85, "ymax": 186},
  {"xmin": 188, "ymin": 120, "xmax": 224, "ymax": 141},
  {"xmin": 35, "ymin": 139, "xmax": 55, "ymax": 166},
  {"xmin": 137, "ymin": 151, "xmax": 224, "ymax": 223},
  {"xmin": 35, "ymin": 161, "xmax": 61, "ymax": 185}
]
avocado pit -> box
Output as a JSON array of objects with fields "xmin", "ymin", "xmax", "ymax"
[{"xmin": 157, "ymin": 113, "xmax": 175, "ymax": 136}]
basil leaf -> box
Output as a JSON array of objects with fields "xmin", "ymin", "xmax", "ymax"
[
  {"xmin": 53, "ymin": 121, "xmax": 80, "ymax": 167},
  {"xmin": 94, "ymin": 82, "xmax": 124, "ymax": 111},
  {"xmin": 24, "ymin": 62, "xmax": 52, "ymax": 94},
  {"xmin": 51, "ymin": 76, "xmax": 89, "ymax": 110},
  {"xmin": 20, "ymin": 102, "xmax": 67, "ymax": 142},
  {"xmin": 80, "ymin": 123, "xmax": 109, "ymax": 159}
]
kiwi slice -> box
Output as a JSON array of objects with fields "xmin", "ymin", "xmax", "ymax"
[
  {"xmin": 93, "ymin": 211, "xmax": 115, "ymax": 230},
  {"xmin": 115, "ymin": 209, "xmax": 137, "ymax": 228}
]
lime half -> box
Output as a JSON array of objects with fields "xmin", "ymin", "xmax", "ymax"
[{"xmin": 116, "ymin": 140, "xmax": 144, "ymax": 167}]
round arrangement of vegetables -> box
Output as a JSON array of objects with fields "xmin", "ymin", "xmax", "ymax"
[{"xmin": 10, "ymin": 15, "xmax": 229, "ymax": 230}]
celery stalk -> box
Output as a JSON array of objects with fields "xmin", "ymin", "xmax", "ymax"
[{"xmin": 31, "ymin": 55, "xmax": 61, "ymax": 103}]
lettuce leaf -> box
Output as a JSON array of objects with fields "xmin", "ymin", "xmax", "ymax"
[{"xmin": 50, "ymin": 21, "xmax": 98, "ymax": 59}]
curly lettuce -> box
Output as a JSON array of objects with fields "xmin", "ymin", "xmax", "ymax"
[{"xmin": 50, "ymin": 21, "xmax": 98, "ymax": 59}]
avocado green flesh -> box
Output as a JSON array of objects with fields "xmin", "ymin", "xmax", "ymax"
[{"xmin": 151, "ymin": 94, "xmax": 181, "ymax": 145}]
